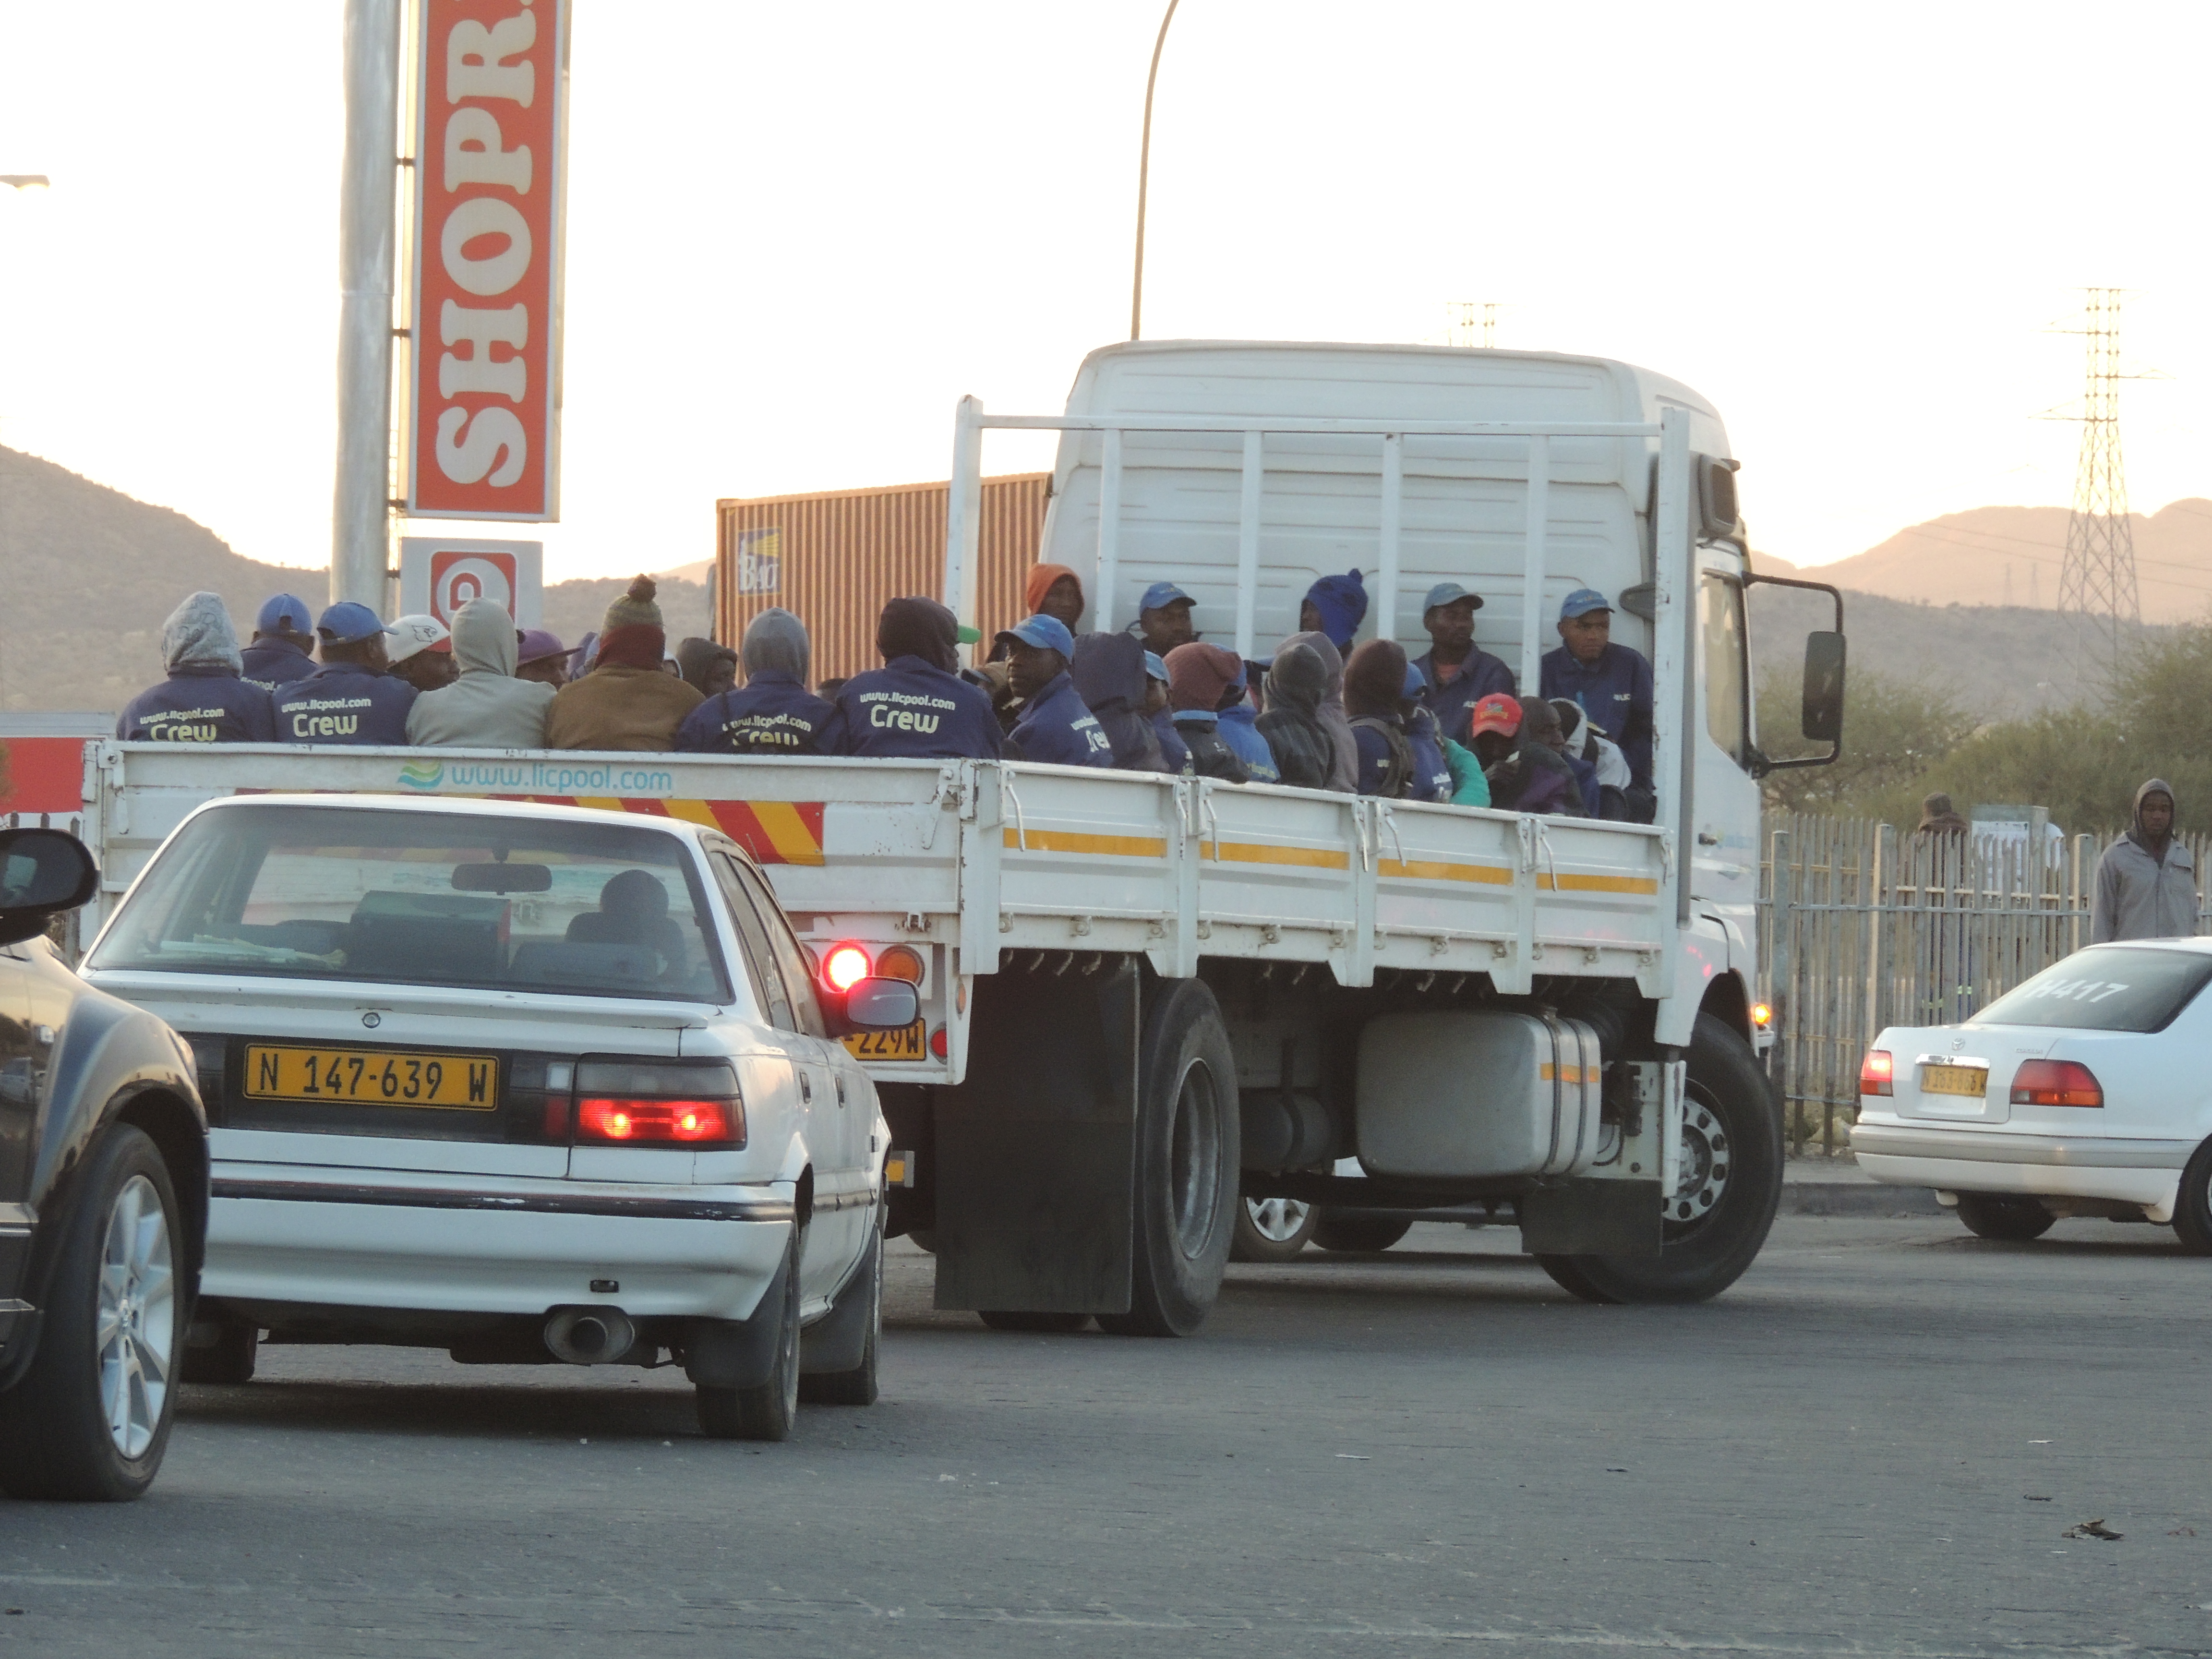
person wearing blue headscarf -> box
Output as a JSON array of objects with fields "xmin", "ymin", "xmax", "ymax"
[{"xmin": 1299, "ymin": 569, "xmax": 1368, "ymax": 654}]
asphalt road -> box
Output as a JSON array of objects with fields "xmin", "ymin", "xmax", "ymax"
[{"xmin": 5, "ymin": 1212, "xmax": 2210, "ymax": 1658}]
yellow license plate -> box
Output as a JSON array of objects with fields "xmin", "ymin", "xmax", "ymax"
[
  {"xmin": 1920, "ymin": 1064, "xmax": 1988, "ymax": 1098},
  {"xmin": 244, "ymin": 1045, "xmax": 499, "ymax": 1110},
  {"xmin": 842, "ymin": 1020, "xmax": 926, "ymax": 1062}
]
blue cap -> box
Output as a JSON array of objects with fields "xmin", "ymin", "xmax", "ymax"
[
  {"xmin": 1144, "ymin": 651, "xmax": 1168, "ymax": 682},
  {"xmin": 1138, "ymin": 581, "xmax": 1193, "ymax": 613},
  {"xmin": 257, "ymin": 593, "xmax": 313, "ymax": 634},
  {"xmin": 316, "ymin": 601, "xmax": 388, "ymax": 645},
  {"xmin": 1560, "ymin": 588, "xmax": 1612, "ymax": 620},
  {"xmin": 1402, "ymin": 663, "xmax": 1427, "ymax": 699},
  {"xmin": 994, "ymin": 613, "xmax": 1074, "ymax": 657},
  {"xmin": 1422, "ymin": 581, "xmax": 1481, "ymax": 614}
]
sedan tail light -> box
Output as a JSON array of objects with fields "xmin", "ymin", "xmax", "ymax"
[
  {"xmin": 2009, "ymin": 1059, "xmax": 2103, "ymax": 1107},
  {"xmin": 1859, "ymin": 1049, "xmax": 1894, "ymax": 1096},
  {"xmin": 578, "ymin": 1096, "xmax": 740, "ymax": 1143}
]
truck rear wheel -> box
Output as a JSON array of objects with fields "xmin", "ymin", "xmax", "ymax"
[
  {"xmin": 1097, "ymin": 979, "xmax": 1239, "ymax": 1337},
  {"xmin": 1535, "ymin": 1013, "xmax": 1780, "ymax": 1305}
]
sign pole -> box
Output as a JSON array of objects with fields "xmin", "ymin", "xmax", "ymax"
[{"xmin": 332, "ymin": 0, "xmax": 402, "ymax": 609}]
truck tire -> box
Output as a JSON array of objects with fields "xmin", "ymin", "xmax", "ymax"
[
  {"xmin": 1231, "ymin": 1196, "xmax": 1319, "ymax": 1262},
  {"xmin": 0, "ymin": 1126, "xmax": 184, "ymax": 1501},
  {"xmin": 1955, "ymin": 1191, "xmax": 2056, "ymax": 1242},
  {"xmin": 1535, "ymin": 1012, "xmax": 1780, "ymax": 1305},
  {"xmin": 1096, "ymin": 978, "xmax": 1239, "ymax": 1337},
  {"xmin": 1310, "ymin": 1213, "xmax": 1414, "ymax": 1254}
]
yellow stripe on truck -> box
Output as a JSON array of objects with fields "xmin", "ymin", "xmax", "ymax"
[
  {"xmin": 1201, "ymin": 841, "xmax": 1353, "ymax": 870},
  {"xmin": 1539, "ymin": 872, "xmax": 1660, "ymax": 895},
  {"xmin": 1003, "ymin": 828, "xmax": 1169, "ymax": 859},
  {"xmin": 1539, "ymin": 1064, "xmax": 1593, "ymax": 1083},
  {"xmin": 1379, "ymin": 857, "xmax": 1514, "ymax": 885},
  {"xmin": 751, "ymin": 800, "xmax": 828, "ymax": 865}
]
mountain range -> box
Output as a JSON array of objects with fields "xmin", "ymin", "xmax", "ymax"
[{"xmin": 0, "ymin": 444, "xmax": 2196, "ymax": 722}]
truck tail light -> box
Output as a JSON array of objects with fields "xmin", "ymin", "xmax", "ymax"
[
  {"xmin": 2010, "ymin": 1059, "xmax": 2103, "ymax": 1107},
  {"xmin": 577, "ymin": 1096, "xmax": 742, "ymax": 1144},
  {"xmin": 929, "ymin": 1024, "xmax": 948, "ymax": 1059},
  {"xmin": 1859, "ymin": 1050, "xmax": 1893, "ymax": 1096},
  {"xmin": 874, "ymin": 944, "xmax": 925, "ymax": 984},
  {"xmin": 823, "ymin": 943, "xmax": 872, "ymax": 993}
]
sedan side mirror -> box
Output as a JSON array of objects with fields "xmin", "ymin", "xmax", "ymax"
[
  {"xmin": 0, "ymin": 828, "xmax": 100, "ymax": 947},
  {"xmin": 840, "ymin": 976, "xmax": 919, "ymax": 1033}
]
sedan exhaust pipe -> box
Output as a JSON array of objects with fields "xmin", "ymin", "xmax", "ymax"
[{"xmin": 544, "ymin": 1306, "xmax": 637, "ymax": 1365}]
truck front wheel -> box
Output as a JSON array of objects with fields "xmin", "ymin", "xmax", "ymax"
[
  {"xmin": 1097, "ymin": 979, "xmax": 1240, "ymax": 1337},
  {"xmin": 1535, "ymin": 1012, "xmax": 1781, "ymax": 1305}
]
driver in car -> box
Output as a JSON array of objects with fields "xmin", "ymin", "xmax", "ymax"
[{"xmin": 566, "ymin": 870, "xmax": 688, "ymax": 974}]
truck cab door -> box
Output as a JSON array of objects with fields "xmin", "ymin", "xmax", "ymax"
[{"xmin": 1692, "ymin": 569, "xmax": 1762, "ymax": 921}]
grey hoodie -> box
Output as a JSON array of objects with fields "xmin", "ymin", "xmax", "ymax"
[
  {"xmin": 163, "ymin": 591, "xmax": 243, "ymax": 673},
  {"xmin": 2091, "ymin": 778, "xmax": 2199, "ymax": 943},
  {"xmin": 404, "ymin": 598, "xmax": 554, "ymax": 748},
  {"xmin": 741, "ymin": 608, "xmax": 811, "ymax": 682},
  {"xmin": 1278, "ymin": 629, "xmax": 1358, "ymax": 793}
]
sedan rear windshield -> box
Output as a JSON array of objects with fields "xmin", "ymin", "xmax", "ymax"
[
  {"xmin": 88, "ymin": 804, "xmax": 730, "ymax": 1004},
  {"xmin": 1972, "ymin": 947, "xmax": 2212, "ymax": 1034}
]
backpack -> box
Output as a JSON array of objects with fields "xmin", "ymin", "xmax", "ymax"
[{"xmin": 1349, "ymin": 715, "xmax": 1415, "ymax": 798}]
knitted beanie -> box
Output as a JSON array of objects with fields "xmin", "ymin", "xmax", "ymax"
[{"xmin": 602, "ymin": 575, "xmax": 663, "ymax": 634}]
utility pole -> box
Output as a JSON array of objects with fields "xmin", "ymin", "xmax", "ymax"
[
  {"xmin": 332, "ymin": 0, "xmax": 402, "ymax": 610},
  {"xmin": 2052, "ymin": 289, "xmax": 2142, "ymax": 678}
]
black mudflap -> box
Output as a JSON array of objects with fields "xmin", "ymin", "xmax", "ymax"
[
  {"xmin": 932, "ymin": 959, "xmax": 1141, "ymax": 1314},
  {"xmin": 1520, "ymin": 1178, "xmax": 1664, "ymax": 1257}
]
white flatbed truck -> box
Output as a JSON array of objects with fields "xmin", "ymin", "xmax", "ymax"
[{"xmin": 72, "ymin": 342, "xmax": 1843, "ymax": 1334}]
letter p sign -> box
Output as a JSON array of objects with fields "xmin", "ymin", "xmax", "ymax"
[{"xmin": 399, "ymin": 537, "xmax": 544, "ymax": 627}]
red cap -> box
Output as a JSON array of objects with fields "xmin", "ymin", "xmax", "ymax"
[{"xmin": 1467, "ymin": 693, "xmax": 1521, "ymax": 738}]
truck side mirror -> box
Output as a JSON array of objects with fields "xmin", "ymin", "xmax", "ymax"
[
  {"xmin": 1696, "ymin": 456, "xmax": 1742, "ymax": 540},
  {"xmin": 1801, "ymin": 631, "xmax": 1845, "ymax": 745}
]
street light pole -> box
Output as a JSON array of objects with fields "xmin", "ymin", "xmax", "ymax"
[{"xmin": 1129, "ymin": 0, "xmax": 1179, "ymax": 342}]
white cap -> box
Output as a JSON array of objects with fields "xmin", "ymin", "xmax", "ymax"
[{"xmin": 385, "ymin": 613, "xmax": 451, "ymax": 662}]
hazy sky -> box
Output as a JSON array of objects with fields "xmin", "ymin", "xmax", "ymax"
[{"xmin": 1, "ymin": 1, "xmax": 2207, "ymax": 586}]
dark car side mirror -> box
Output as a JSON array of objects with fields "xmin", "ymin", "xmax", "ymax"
[
  {"xmin": 0, "ymin": 828, "xmax": 100, "ymax": 947},
  {"xmin": 839, "ymin": 977, "xmax": 919, "ymax": 1033}
]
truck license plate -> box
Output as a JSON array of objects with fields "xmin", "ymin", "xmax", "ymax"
[
  {"xmin": 1919, "ymin": 1063, "xmax": 1987, "ymax": 1098},
  {"xmin": 842, "ymin": 1020, "xmax": 927, "ymax": 1062},
  {"xmin": 244, "ymin": 1045, "xmax": 498, "ymax": 1110}
]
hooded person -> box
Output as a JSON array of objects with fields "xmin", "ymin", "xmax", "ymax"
[
  {"xmin": 1401, "ymin": 664, "xmax": 1455, "ymax": 804},
  {"xmin": 820, "ymin": 596, "xmax": 1003, "ymax": 759},
  {"xmin": 275, "ymin": 601, "xmax": 418, "ymax": 745},
  {"xmin": 676, "ymin": 607, "xmax": 835, "ymax": 755},
  {"xmin": 1068, "ymin": 631, "xmax": 1167, "ymax": 773},
  {"xmin": 404, "ymin": 597, "xmax": 554, "ymax": 748},
  {"xmin": 1298, "ymin": 570, "xmax": 1368, "ymax": 655},
  {"xmin": 1343, "ymin": 639, "xmax": 1418, "ymax": 799},
  {"xmin": 1254, "ymin": 640, "xmax": 1341, "ymax": 791},
  {"xmin": 1551, "ymin": 698, "xmax": 1633, "ymax": 819},
  {"xmin": 240, "ymin": 593, "xmax": 319, "ymax": 692},
  {"xmin": 1278, "ymin": 629, "xmax": 1358, "ymax": 792},
  {"xmin": 996, "ymin": 614, "xmax": 1111, "ymax": 767},
  {"xmin": 546, "ymin": 576, "xmax": 704, "ymax": 751},
  {"xmin": 1143, "ymin": 650, "xmax": 1190, "ymax": 775},
  {"xmin": 1915, "ymin": 792, "xmax": 1971, "ymax": 840},
  {"xmin": 1164, "ymin": 642, "xmax": 1251, "ymax": 783},
  {"xmin": 1467, "ymin": 694, "xmax": 1580, "ymax": 816},
  {"xmin": 2092, "ymin": 779, "xmax": 2199, "ymax": 943},
  {"xmin": 117, "ymin": 592, "xmax": 276, "ymax": 743},
  {"xmin": 676, "ymin": 636, "xmax": 740, "ymax": 700},
  {"xmin": 1024, "ymin": 564, "xmax": 1087, "ymax": 632}
]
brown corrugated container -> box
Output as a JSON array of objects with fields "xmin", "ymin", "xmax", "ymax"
[{"xmin": 715, "ymin": 475, "xmax": 1049, "ymax": 687}]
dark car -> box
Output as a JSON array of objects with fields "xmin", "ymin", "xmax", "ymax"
[{"xmin": 0, "ymin": 827, "xmax": 207, "ymax": 1502}]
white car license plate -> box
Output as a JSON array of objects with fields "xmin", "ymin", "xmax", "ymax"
[{"xmin": 1920, "ymin": 1063, "xmax": 1987, "ymax": 1098}]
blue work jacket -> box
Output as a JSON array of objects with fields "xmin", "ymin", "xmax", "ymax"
[
  {"xmin": 273, "ymin": 662, "xmax": 417, "ymax": 745},
  {"xmin": 676, "ymin": 673, "xmax": 835, "ymax": 755},
  {"xmin": 1539, "ymin": 642, "xmax": 1654, "ymax": 789},
  {"xmin": 1009, "ymin": 672, "xmax": 1113, "ymax": 767},
  {"xmin": 116, "ymin": 667, "xmax": 277, "ymax": 744},
  {"xmin": 820, "ymin": 657, "xmax": 1005, "ymax": 759}
]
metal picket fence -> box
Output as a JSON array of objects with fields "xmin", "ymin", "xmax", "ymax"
[{"xmin": 1755, "ymin": 812, "xmax": 2212, "ymax": 1157}]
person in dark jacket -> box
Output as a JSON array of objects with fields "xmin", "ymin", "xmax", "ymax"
[
  {"xmin": 386, "ymin": 614, "xmax": 457, "ymax": 693},
  {"xmin": 516, "ymin": 628, "xmax": 569, "ymax": 689},
  {"xmin": 1255, "ymin": 640, "xmax": 1341, "ymax": 791},
  {"xmin": 1278, "ymin": 630, "xmax": 1359, "ymax": 792},
  {"xmin": 1468, "ymin": 694, "xmax": 1579, "ymax": 815},
  {"xmin": 821, "ymin": 597, "xmax": 1004, "ymax": 760},
  {"xmin": 1539, "ymin": 589, "xmax": 1654, "ymax": 809},
  {"xmin": 1131, "ymin": 581, "xmax": 1197, "ymax": 658},
  {"xmin": 1410, "ymin": 581, "xmax": 1516, "ymax": 744},
  {"xmin": 1143, "ymin": 651, "xmax": 1190, "ymax": 774},
  {"xmin": 118, "ymin": 592, "xmax": 277, "ymax": 743},
  {"xmin": 240, "ymin": 593, "xmax": 319, "ymax": 692},
  {"xmin": 1164, "ymin": 642, "xmax": 1252, "ymax": 783},
  {"xmin": 677, "ymin": 608, "xmax": 834, "ymax": 755},
  {"xmin": 676, "ymin": 636, "xmax": 740, "ymax": 700},
  {"xmin": 1344, "ymin": 639, "xmax": 1419, "ymax": 798},
  {"xmin": 1069, "ymin": 632, "xmax": 1167, "ymax": 772},
  {"xmin": 1298, "ymin": 569, "xmax": 1368, "ymax": 655},
  {"xmin": 547, "ymin": 577, "xmax": 703, "ymax": 752},
  {"xmin": 998, "ymin": 614, "xmax": 1111, "ymax": 767},
  {"xmin": 1402, "ymin": 664, "xmax": 1454, "ymax": 804},
  {"xmin": 274, "ymin": 602, "xmax": 418, "ymax": 745}
]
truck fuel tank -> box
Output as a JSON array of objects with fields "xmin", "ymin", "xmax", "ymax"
[{"xmin": 1356, "ymin": 1011, "xmax": 1604, "ymax": 1181}]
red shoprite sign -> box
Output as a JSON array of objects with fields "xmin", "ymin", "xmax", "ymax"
[{"xmin": 408, "ymin": 0, "xmax": 568, "ymax": 520}]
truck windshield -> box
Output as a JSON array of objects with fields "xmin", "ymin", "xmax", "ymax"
[
  {"xmin": 1701, "ymin": 573, "xmax": 1749, "ymax": 767},
  {"xmin": 1972, "ymin": 947, "xmax": 2212, "ymax": 1034},
  {"xmin": 87, "ymin": 804, "xmax": 731, "ymax": 1004}
]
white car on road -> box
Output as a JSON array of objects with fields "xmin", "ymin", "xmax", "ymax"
[
  {"xmin": 79, "ymin": 794, "xmax": 917, "ymax": 1440},
  {"xmin": 1854, "ymin": 939, "xmax": 2212, "ymax": 1248}
]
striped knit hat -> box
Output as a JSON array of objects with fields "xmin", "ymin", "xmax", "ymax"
[{"xmin": 602, "ymin": 575, "xmax": 663, "ymax": 633}]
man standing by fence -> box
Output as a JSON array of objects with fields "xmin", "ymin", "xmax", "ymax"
[{"xmin": 2092, "ymin": 779, "xmax": 2198, "ymax": 942}]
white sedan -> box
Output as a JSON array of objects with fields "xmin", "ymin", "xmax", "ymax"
[
  {"xmin": 1854, "ymin": 938, "xmax": 2212, "ymax": 1248},
  {"xmin": 80, "ymin": 794, "xmax": 917, "ymax": 1440}
]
